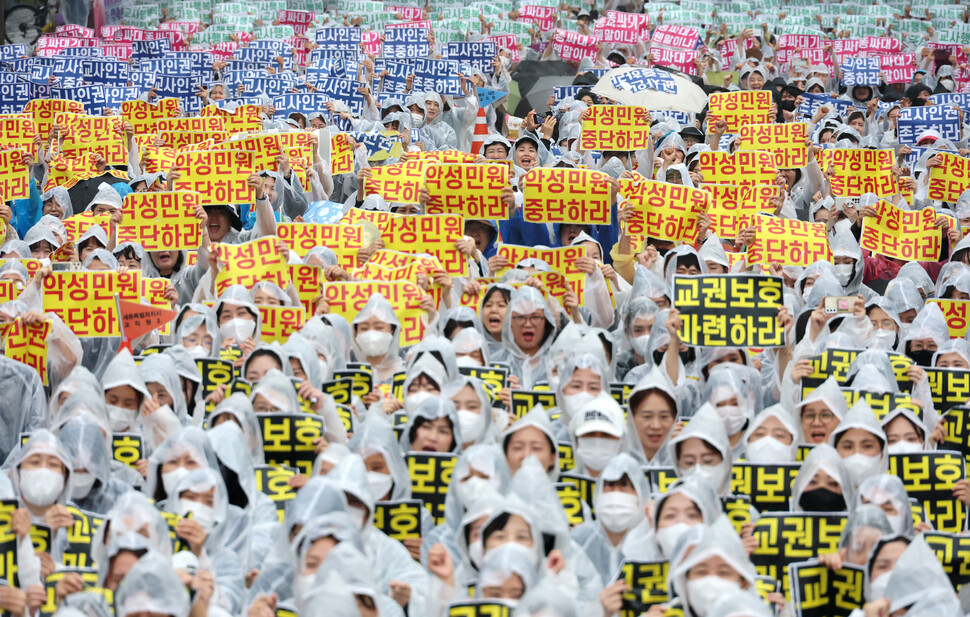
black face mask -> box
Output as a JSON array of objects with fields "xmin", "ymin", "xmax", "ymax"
[
  {"xmin": 799, "ymin": 487, "xmax": 847, "ymax": 512},
  {"xmin": 907, "ymin": 348, "xmax": 934, "ymax": 367},
  {"xmin": 779, "ymin": 100, "xmax": 796, "ymax": 111},
  {"xmin": 653, "ymin": 348, "xmax": 696, "ymax": 366}
]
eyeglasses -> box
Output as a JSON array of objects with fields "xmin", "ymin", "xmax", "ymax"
[
  {"xmin": 803, "ymin": 411, "xmax": 836, "ymax": 423},
  {"xmin": 511, "ymin": 314, "xmax": 545, "ymax": 325}
]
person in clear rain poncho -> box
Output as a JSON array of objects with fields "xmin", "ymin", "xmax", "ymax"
[
  {"xmin": 491, "ymin": 287, "xmax": 559, "ymax": 389},
  {"xmin": 350, "ymin": 294, "xmax": 405, "ymax": 385},
  {"xmin": 112, "ymin": 551, "xmax": 192, "ymax": 617},
  {"xmin": 791, "ymin": 444, "xmax": 856, "ymax": 513},
  {"xmin": 59, "ymin": 415, "xmax": 132, "ymax": 514},
  {"xmin": 667, "ymin": 404, "xmax": 734, "ymax": 496},
  {"xmin": 828, "ymin": 400, "xmax": 889, "ymax": 490}
]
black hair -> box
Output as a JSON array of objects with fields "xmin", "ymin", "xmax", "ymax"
[
  {"xmin": 606, "ymin": 52, "xmax": 626, "ymax": 66},
  {"xmin": 245, "ymin": 349, "xmax": 283, "ymax": 374},
  {"xmin": 444, "ymin": 319, "xmax": 476, "ymax": 340},
  {"xmin": 482, "ymin": 286, "xmax": 512, "ymax": 306},
  {"xmin": 408, "ymin": 415, "xmax": 456, "ymax": 451},
  {"xmin": 628, "ymin": 386, "xmax": 677, "ymax": 418},
  {"xmin": 575, "ymin": 88, "xmax": 598, "ymax": 104},
  {"xmin": 114, "ymin": 245, "xmax": 142, "ymax": 263}
]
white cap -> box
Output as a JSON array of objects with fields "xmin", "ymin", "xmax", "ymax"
[{"xmin": 571, "ymin": 393, "xmax": 624, "ymax": 438}]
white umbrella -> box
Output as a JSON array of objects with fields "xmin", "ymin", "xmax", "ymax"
[{"xmin": 592, "ymin": 65, "xmax": 709, "ymax": 114}]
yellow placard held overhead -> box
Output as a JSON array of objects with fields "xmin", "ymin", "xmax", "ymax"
[
  {"xmin": 707, "ymin": 90, "xmax": 773, "ymax": 133},
  {"xmin": 331, "ymin": 133, "xmax": 354, "ymax": 175},
  {"xmin": 214, "ymin": 237, "xmax": 291, "ymax": 296},
  {"xmin": 200, "ymin": 104, "xmax": 263, "ymax": 134},
  {"xmin": 825, "ymin": 149, "xmax": 898, "ymax": 198},
  {"xmin": 0, "ymin": 117, "xmax": 38, "ymax": 157},
  {"xmin": 116, "ymin": 191, "xmax": 202, "ymax": 251},
  {"xmin": 172, "ymin": 150, "xmax": 255, "ymax": 206},
  {"xmin": 210, "ymin": 134, "xmax": 283, "ymax": 173},
  {"xmin": 928, "ymin": 152, "xmax": 970, "ymax": 203},
  {"xmin": 55, "ymin": 113, "xmax": 127, "ymax": 166},
  {"xmin": 697, "ymin": 150, "xmax": 777, "ymax": 189},
  {"xmin": 1, "ymin": 319, "xmax": 51, "ymax": 385},
  {"xmin": 424, "ymin": 163, "xmax": 510, "ymax": 219},
  {"xmin": 703, "ymin": 184, "xmax": 777, "ymax": 239},
  {"xmin": 746, "ymin": 215, "xmax": 833, "ymax": 266},
  {"xmin": 363, "ymin": 160, "xmax": 434, "ymax": 204},
  {"xmin": 258, "ymin": 305, "xmax": 307, "ymax": 343},
  {"xmin": 0, "ymin": 149, "xmax": 30, "ymax": 200},
  {"xmin": 619, "ymin": 177, "xmax": 709, "ymax": 242},
  {"xmin": 276, "ymin": 222, "xmax": 364, "ymax": 269},
  {"xmin": 380, "ymin": 214, "xmax": 467, "ymax": 276},
  {"xmin": 580, "ymin": 105, "xmax": 651, "ymax": 151},
  {"xmin": 323, "ymin": 280, "xmax": 428, "ymax": 347},
  {"xmin": 860, "ymin": 200, "xmax": 941, "ymax": 262},
  {"xmin": 121, "ymin": 98, "xmax": 181, "ymax": 135},
  {"xmin": 522, "ymin": 168, "xmax": 612, "ymax": 224},
  {"xmin": 738, "ymin": 122, "xmax": 809, "ymax": 169}
]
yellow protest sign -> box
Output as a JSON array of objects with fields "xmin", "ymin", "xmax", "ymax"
[
  {"xmin": 926, "ymin": 299, "xmax": 970, "ymax": 339},
  {"xmin": 381, "ymin": 214, "xmax": 466, "ymax": 276},
  {"xmin": 63, "ymin": 211, "xmax": 110, "ymax": 244},
  {"xmin": 160, "ymin": 130, "xmax": 230, "ymax": 149},
  {"xmin": 55, "ymin": 113, "xmax": 127, "ymax": 166},
  {"xmin": 494, "ymin": 244, "xmax": 588, "ymax": 298},
  {"xmin": 121, "ymin": 98, "xmax": 181, "ymax": 135},
  {"xmin": 580, "ymin": 105, "xmax": 650, "ymax": 151},
  {"xmin": 24, "ymin": 99, "xmax": 83, "ymax": 140},
  {"xmin": 707, "ymin": 90, "xmax": 773, "ymax": 133},
  {"xmin": 364, "ymin": 160, "xmax": 433, "ymax": 204},
  {"xmin": 276, "ymin": 222, "xmax": 364, "ymax": 269},
  {"xmin": 928, "ymin": 152, "xmax": 970, "ymax": 203},
  {"xmin": 826, "ymin": 149, "xmax": 898, "ymax": 198},
  {"xmin": 279, "ymin": 132, "xmax": 313, "ymax": 163},
  {"xmin": 41, "ymin": 271, "xmax": 137, "ymax": 337},
  {"xmin": 0, "ymin": 149, "xmax": 30, "ymax": 200},
  {"xmin": 117, "ymin": 191, "xmax": 202, "ymax": 251},
  {"xmin": 860, "ymin": 200, "xmax": 941, "ymax": 262},
  {"xmin": 702, "ymin": 184, "xmax": 778, "ymax": 239},
  {"xmin": 1, "ymin": 318, "xmax": 51, "ymax": 385},
  {"xmin": 366, "ymin": 250, "xmax": 443, "ymax": 274},
  {"xmin": 424, "ymin": 163, "xmax": 510, "ymax": 219},
  {"xmin": 139, "ymin": 144, "xmax": 178, "ymax": 174},
  {"xmin": 157, "ymin": 116, "xmax": 225, "ymax": 135},
  {"xmin": 43, "ymin": 153, "xmax": 125, "ymax": 191},
  {"xmin": 214, "ymin": 237, "xmax": 291, "ymax": 296},
  {"xmin": 351, "ymin": 262, "xmax": 445, "ymax": 307},
  {"xmin": 738, "ymin": 123, "xmax": 808, "ymax": 169},
  {"xmin": 522, "ymin": 168, "xmax": 612, "ymax": 224},
  {"xmin": 619, "ymin": 176, "xmax": 709, "ymax": 242},
  {"xmin": 331, "ymin": 133, "xmax": 354, "ymax": 175},
  {"xmin": 0, "ymin": 118, "xmax": 38, "ymax": 158},
  {"xmin": 258, "ymin": 305, "xmax": 306, "ymax": 343},
  {"xmin": 322, "ymin": 280, "xmax": 427, "ymax": 347},
  {"xmin": 141, "ymin": 277, "xmax": 173, "ymax": 336},
  {"xmin": 210, "ymin": 134, "xmax": 283, "ymax": 173},
  {"xmin": 407, "ymin": 150, "xmax": 477, "ymax": 164},
  {"xmin": 746, "ymin": 215, "xmax": 833, "ymax": 266},
  {"xmin": 172, "ymin": 150, "xmax": 255, "ymax": 206},
  {"xmin": 697, "ymin": 150, "xmax": 777, "ymax": 189},
  {"xmin": 200, "ymin": 104, "xmax": 263, "ymax": 134},
  {"xmin": 289, "ymin": 264, "xmax": 322, "ymax": 316},
  {"xmin": 340, "ymin": 209, "xmax": 393, "ymax": 230},
  {"xmin": 0, "ymin": 280, "xmax": 19, "ymax": 305}
]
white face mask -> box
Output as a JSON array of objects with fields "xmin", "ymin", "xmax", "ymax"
[
  {"xmin": 20, "ymin": 468, "xmax": 64, "ymax": 506},
  {"xmin": 456, "ymin": 475, "xmax": 495, "ymax": 505},
  {"xmin": 631, "ymin": 335, "xmax": 650, "ymax": 358},
  {"xmin": 834, "ymin": 263, "xmax": 854, "ymax": 286},
  {"xmin": 162, "ymin": 466, "xmax": 191, "ymax": 497},
  {"xmin": 219, "ymin": 317, "xmax": 256, "ymax": 342},
  {"xmin": 468, "ymin": 537, "xmax": 485, "ymax": 568},
  {"xmin": 71, "ymin": 472, "xmax": 96, "ymax": 500},
  {"xmin": 655, "ymin": 522, "xmax": 692, "ymax": 557},
  {"xmin": 595, "ymin": 491, "xmax": 641, "ymax": 532},
  {"xmin": 410, "ymin": 112, "xmax": 424, "ymax": 127},
  {"xmin": 366, "ymin": 471, "xmax": 393, "ymax": 501},
  {"xmin": 682, "ymin": 463, "xmax": 723, "ymax": 488},
  {"xmin": 885, "ymin": 512, "xmax": 906, "ymax": 534},
  {"xmin": 886, "ymin": 440, "xmax": 922, "ymax": 455},
  {"xmin": 176, "ymin": 499, "xmax": 216, "ymax": 534},
  {"xmin": 843, "ymin": 453, "xmax": 882, "ymax": 487},
  {"xmin": 686, "ymin": 576, "xmax": 741, "ymax": 616},
  {"xmin": 293, "ymin": 573, "xmax": 315, "ymax": 600},
  {"xmin": 868, "ymin": 570, "xmax": 891, "ymax": 601},
  {"xmin": 457, "ymin": 409, "xmax": 484, "ymax": 443},
  {"xmin": 348, "ymin": 505, "xmax": 368, "ymax": 529},
  {"xmin": 185, "ymin": 345, "xmax": 209, "ymax": 359},
  {"xmin": 562, "ymin": 391, "xmax": 596, "ymax": 421},
  {"xmin": 404, "ymin": 390, "xmax": 433, "ymax": 411},
  {"xmin": 869, "ymin": 329, "xmax": 896, "ymax": 350},
  {"xmin": 106, "ymin": 404, "xmax": 136, "ymax": 432},
  {"xmin": 455, "ymin": 355, "xmax": 483, "ymax": 368},
  {"xmin": 715, "ymin": 404, "xmax": 747, "ymax": 435},
  {"xmin": 745, "ymin": 435, "xmax": 793, "ymax": 463},
  {"xmin": 356, "ymin": 330, "xmax": 393, "ymax": 357},
  {"xmin": 802, "ymin": 285, "xmax": 813, "ymax": 303},
  {"xmin": 578, "ymin": 436, "xmax": 621, "ymax": 471},
  {"xmin": 317, "ymin": 358, "xmax": 329, "ymax": 378}
]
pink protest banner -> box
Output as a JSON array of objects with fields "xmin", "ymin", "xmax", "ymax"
[
  {"xmin": 484, "ymin": 35, "xmax": 520, "ymax": 62},
  {"xmin": 650, "ymin": 47, "xmax": 698, "ymax": 75},
  {"xmin": 864, "ymin": 36, "xmax": 903, "ymax": 55},
  {"xmin": 776, "ymin": 34, "xmax": 821, "ymax": 66},
  {"xmin": 651, "ymin": 25, "xmax": 699, "ymax": 50},
  {"xmin": 385, "ymin": 19, "xmax": 432, "ymax": 29},
  {"xmin": 880, "ymin": 54, "xmax": 916, "ymax": 84},
  {"xmin": 717, "ymin": 37, "xmax": 757, "ymax": 70},
  {"xmin": 385, "ymin": 5, "xmax": 424, "ymax": 20},
  {"xmin": 518, "ymin": 5, "xmax": 556, "ymax": 31},
  {"xmin": 552, "ymin": 29, "xmax": 598, "ymax": 62},
  {"xmin": 831, "ymin": 39, "xmax": 863, "ymax": 63},
  {"xmin": 278, "ymin": 10, "xmax": 315, "ymax": 34},
  {"xmin": 797, "ymin": 48, "xmax": 834, "ymax": 73}
]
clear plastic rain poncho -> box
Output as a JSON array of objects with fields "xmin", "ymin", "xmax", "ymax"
[
  {"xmin": 828, "ymin": 400, "xmax": 888, "ymax": 489},
  {"xmin": 0, "ymin": 300, "xmax": 81, "ymax": 390},
  {"xmin": 145, "ymin": 427, "xmax": 221, "ymax": 503},
  {"xmin": 213, "ymin": 285, "xmax": 263, "ymax": 343},
  {"xmin": 162, "ymin": 467, "xmax": 248, "ymax": 612},
  {"xmin": 138, "ymin": 353, "xmax": 190, "ymax": 423},
  {"xmin": 901, "ymin": 301, "xmax": 949, "ymax": 357},
  {"xmin": 407, "ymin": 335, "xmax": 460, "ymax": 384},
  {"xmin": 298, "ymin": 317, "xmax": 345, "ymax": 379},
  {"xmin": 855, "ymin": 475, "xmax": 915, "ymax": 537},
  {"xmin": 667, "ymin": 403, "xmax": 733, "ymax": 495},
  {"xmin": 494, "ymin": 286, "xmax": 559, "ymax": 389},
  {"xmin": 324, "ymin": 454, "xmax": 431, "ymax": 617},
  {"xmin": 791, "ymin": 444, "xmax": 856, "ymax": 513},
  {"xmin": 101, "ymin": 348, "xmax": 151, "ymax": 433},
  {"xmin": 500, "ymin": 405, "xmax": 560, "ymax": 481},
  {"xmin": 241, "ymin": 343, "xmax": 291, "ymax": 381},
  {"xmin": 47, "ymin": 366, "xmax": 103, "ymax": 422},
  {"xmin": 451, "ymin": 328, "xmax": 491, "ymax": 369},
  {"xmin": 473, "ymin": 541, "xmax": 539, "ymax": 600},
  {"xmin": 0, "ymin": 354, "xmax": 49, "ymax": 461},
  {"xmin": 793, "ymin": 376, "xmax": 850, "ymax": 442},
  {"xmin": 885, "ymin": 535, "xmax": 960, "ymax": 616},
  {"xmin": 667, "ymin": 516, "xmax": 758, "ymax": 617},
  {"xmin": 650, "ymin": 476, "xmax": 722, "ymax": 561},
  {"xmin": 347, "ymin": 417, "xmax": 418, "ymax": 503},
  {"xmin": 282, "ymin": 332, "xmax": 323, "ymax": 387},
  {"xmin": 625, "ymin": 366, "xmax": 680, "ymax": 466},
  {"xmin": 11, "ymin": 428, "xmax": 74, "ymax": 510},
  {"xmin": 554, "ymin": 353, "xmax": 610, "ymax": 429},
  {"xmin": 90, "ymin": 491, "xmax": 173, "ymax": 565},
  {"xmin": 742, "ymin": 404, "xmax": 799, "ymax": 464},
  {"xmin": 443, "ymin": 376, "xmax": 495, "ymax": 447},
  {"xmin": 59, "ymin": 415, "xmax": 131, "ymax": 514},
  {"xmin": 433, "ymin": 444, "xmax": 511, "ymax": 555},
  {"xmin": 571, "ymin": 453, "xmax": 653, "ymax": 585},
  {"xmin": 399, "ymin": 396, "xmax": 462, "ymax": 454},
  {"xmin": 249, "ymin": 369, "xmax": 302, "ymax": 413},
  {"xmin": 288, "ymin": 510, "xmax": 365, "ymax": 602},
  {"xmin": 707, "ymin": 587, "xmax": 773, "ymax": 617},
  {"xmin": 845, "ymin": 350, "xmax": 900, "ymax": 395},
  {"xmin": 175, "ymin": 312, "xmax": 222, "ymax": 360},
  {"xmin": 301, "ymin": 543, "xmax": 404, "ymax": 617},
  {"xmin": 885, "ymin": 278, "xmax": 924, "ymax": 318},
  {"xmin": 880, "ymin": 403, "xmax": 930, "ymax": 451},
  {"xmin": 208, "ymin": 393, "xmax": 264, "ymax": 464},
  {"xmin": 207, "ymin": 421, "xmax": 280, "ymax": 565},
  {"xmin": 617, "ymin": 296, "xmax": 661, "ymax": 381},
  {"xmin": 701, "ymin": 363, "xmax": 760, "ymax": 454},
  {"xmin": 350, "ymin": 293, "xmax": 404, "ymax": 384},
  {"xmin": 515, "ymin": 578, "xmax": 579, "ymax": 617},
  {"xmin": 163, "ymin": 346, "xmax": 206, "ymax": 424},
  {"xmin": 113, "ymin": 551, "xmax": 191, "ymax": 617},
  {"xmin": 836, "ymin": 504, "xmax": 893, "ymax": 564}
]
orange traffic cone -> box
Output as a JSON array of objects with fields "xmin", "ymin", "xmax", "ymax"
[{"xmin": 471, "ymin": 106, "xmax": 488, "ymax": 155}]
